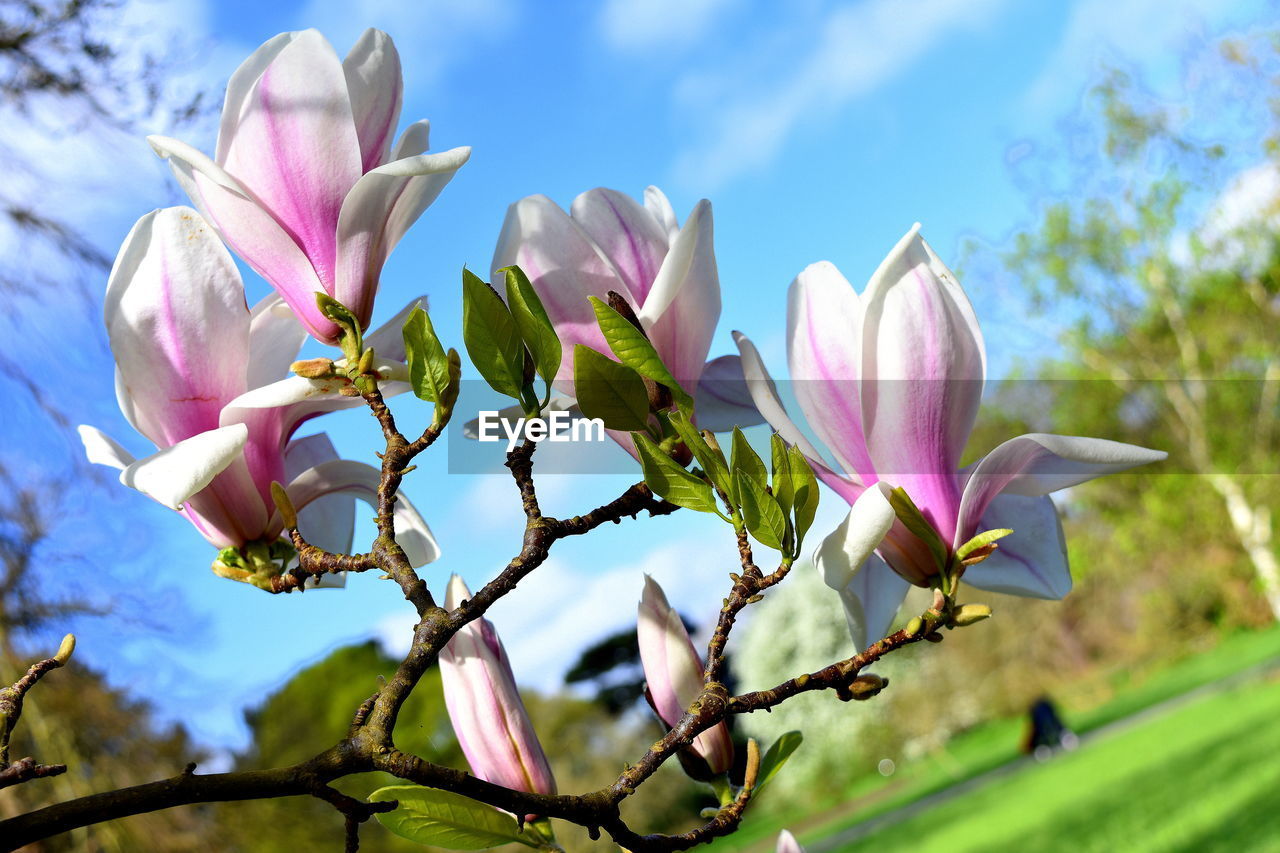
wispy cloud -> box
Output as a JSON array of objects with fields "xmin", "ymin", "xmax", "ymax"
[
  {"xmin": 298, "ymin": 0, "xmax": 518, "ymax": 85},
  {"xmin": 671, "ymin": 0, "xmax": 1007, "ymax": 191},
  {"xmin": 599, "ymin": 0, "xmax": 738, "ymax": 54}
]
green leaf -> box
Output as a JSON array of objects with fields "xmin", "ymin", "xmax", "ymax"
[
  {"xmin": 755, "ymin": 731, "xmax": 803, "ymax": 793},
  {"xmin": 368, "ymin": 785, "xmax": 539, "ymax": 849},
  {"xmin": 730, "ymin": 428, "xmax": 768, "ymax": 487},
  {"xmin": 887, "ymin": 486, "xmax": 949, "ymax": 571},
  {"xmin": 954, "ymin": 528, "xmax": 1014, "ymax": 562},
  {"xmin": 462, "ymin": 268, "xmax": 526, "ymax": 399},
  {"xmin": 735, "ymin": 469, "xmax": 786, "ymax": 551},
  {"xmin": 633, "ymin": 432, "xmax": 720, "ymax": 514},
  {"xmin": 668, "ymin": 410, "xmax": 731, "ymax": 497},
  {"xmin": 770, "ymin": 434, "xmax": 795, "ymax": 515},
  {"xmin": 573, "ymin": 345, "xmax": 650, "ymax": 432},
  {"xmin": 788, "ymin": 446, "xmax": 820, "ymax": 547},
  {"xmin": 589, "ymin": 297, "xmax": 690, "ymax": 406},
  {"xmin": 501, "ymin": 265, "xmax": 562, "ymax": 391},
  {"xmin": 402, "ymin": 306, "xmax": 450, "ymax": 403}
]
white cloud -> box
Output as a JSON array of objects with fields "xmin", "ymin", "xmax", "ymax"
[
  {"xmin": 599, "ymin": 0, "xmax": 737, "ymax": 53},
  {"xmin": 672, "ymin": 0, "xmax": 1006, "ymax": 190},
  {"xmin": 298, "ymin": 0, "xmax": 517, "ymax": 85}
]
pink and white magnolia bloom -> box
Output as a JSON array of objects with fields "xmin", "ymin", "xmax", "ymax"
[
  {"xmin": 78, "ymin": 207, "xmax": 438, "ymax": 571},
  {"xmin": 439, "ymin": 575, "xmax": 557, "ymax": 797},
  {"xmin": 149, "ymin": 29, "xmax": 470, "ymax": 345},
  {"xmin": 735, "ymin": 225, "xmax": 1166, "ymax": 650},
  {"xmin": 637, "ymin": 575, "xmax": 734, "ymax": 775},
  {"xmin": 776, "ymin": 830, "xmax": 805, "ymax": 853},
  {"xmin": 491, "ymin": 186, "xmax": 761, "ymax": 434}
]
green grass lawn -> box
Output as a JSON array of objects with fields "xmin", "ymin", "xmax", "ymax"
[
  {"xmin": 708, "ymin": 625, "xmax": 1280, "ymax": 853},
  {"xmin": 839, "ymin": 672, "xmax": 1280, "ymax": 852}
]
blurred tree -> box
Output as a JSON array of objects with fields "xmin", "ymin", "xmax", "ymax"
[{"xmin": 998, "ymin": 39, "xmax": 1280, "ymax": 620}]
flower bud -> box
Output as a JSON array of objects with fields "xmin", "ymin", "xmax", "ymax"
[
  {"xmin": 952, "ymin": 603, "xmax": 992, "ymax": 627},
  {"xmin": 439, "ymin": 575, "xmax": 556, "ymax": 797},
  {"xmin": 637, "ymin": 576, "xmax": 734, "ymax": 775}
]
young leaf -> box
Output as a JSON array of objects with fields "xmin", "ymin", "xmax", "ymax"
[
  {"xmin": 735, "ymin": 469, "xmax": 786, "ymax": 551},
  {"xmin": 755, "ymin": 731, "xmax": 803, "ymax": 793},
  {"xmin": 954, "ymin": 528, "xmax": 1014, "ymax": 562},
  {"xmin": 589, "ymin": 296, "xmax": 690, "ymax": 406},
  {"xmin": 501, "ymin": 265, "xmax": 561, "ymax": 389},
  {"xmin": 770, "ymin": 433, "xmax": 795, "ymax": 515},
  {"xmin": 461, "ymin": 268, "xmax": 525, "ymax": 399},
  {"xmin": 730, "ymin": 428, "xmax": 768, "ymax": 487},
  {"xmin": 886, "ymin": 486, "xmax": 949, "ymax": 571},
  {"xmin": 788, "ymin": 446, "xmax": 820, "ymax": 546},
  {"xmin": 574, "ymin": 345, "xmax": 650, "ymax": 432},
  {"xmin": 368, "ymin": 785, "xmax": 539, "ymax": 849},
  {"xmin": 668, "ymin": 410, "xmax": 731, "ymax": 497},
  {"xmin": 633, "ymin": 432, "xmax": 720, "ymax": 514},
  {"xmin": 402, "ymin": 306, "xmax": 450, "ymax": 403}
]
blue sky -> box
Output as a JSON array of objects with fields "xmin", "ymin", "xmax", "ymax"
[{"xmin": 11, "ymin": 0, "xmax": 1272, "ymax": 752}]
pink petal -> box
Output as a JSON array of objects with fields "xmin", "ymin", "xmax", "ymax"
[
  {"xmin": 342, "ymin": 29, "xmax": 403, "ymax": 172},
  {"xmin": 148, "ymin": 135, "xmax": 339, "ymax": 343},
  {"xmin": 491, "ymin": 194, "xmax": 623, "ymax": 389},
  {"xmin": 119, "ymin": 424, "xmax": 248, "ymax": 511},
  {"xmin": 334, "ymin": 145, "xmax": 470, "ymax": 328},
  {"xmin": 217, "ymin": 29, "xmax": 362, "ymax": 297},
  {"xmin": 644, "ymin": 185, "xmax": 679, "ymax": 242},
  {"xmin": 955, "ymin": 433, "xmax": 1167, "ymax": 545},
  {"xmin": 859, "ymin": 225, "xmax": 985, "ymax": 544},
  {"xmin": 787, "ymin": 261, "xmax": 877, "ymax": 484},
  {"xmin": 105, "ymin": 208, "xmax": 250, "ymax": 450},
  {"xmin": 961, "ymin": 494, "xmax": 1070, "ymax": 599},
  {"xmin": 640, "ymin": 199, "xmax": 720, "ymax": 385},
  {"xmin": 733, "ymin": 331, "xmax": 860, "ymax": 500},
  {"xmin": 570, "ymin": 187, "xmax": 669, "ymax": 305}
]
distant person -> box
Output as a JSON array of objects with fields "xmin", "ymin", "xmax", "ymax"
[{"xmin": 1023, "ymin": 696, "xmax": 1079, "ymax": 761}]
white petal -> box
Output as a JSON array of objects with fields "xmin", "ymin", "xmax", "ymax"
[
  {"xmin": 78, "ymin": 425, "xmax": 136, "ymax": 471},
  {"xmin": 831, "ymin": 554, "xmax": 910, "ymax": 653},
  {"xmin": 638, "ymin": 199, "xmax": 719, "ymax": 383},
  {"xmin": 643, "ymin": 185, "xmax": 679, "ymax": 242},
  {"xmin": 342, "ymin": 28, "xmax": 403, "ymax": 172},
  {"xmin": 120, "ymin": 424, "xmax": 249, "ymax": 510},
  {"xmin": 692, "ymin": 355, "xmax": 765, "ymax": 432},
  {"xmin": 285, "ymin": 434, "xmax": 355, "ymax": 556},
  {"xmin": 283, "ymin": 459, "xmax": 440, "ymax": 567},
  {"xmin": 962, "ymin": 493, "xmax": 1070, "ymax": 599},
  {"xmin": 247, "ymin": 294, "xmax": 308, "ymax": 391},
  {"xmin": 956, "ymin": 433, "xmax": 1167, "ymax": 544},
  {"xmin": 814, "ymin": 484, "xmax": 896, "ymax": 591}
]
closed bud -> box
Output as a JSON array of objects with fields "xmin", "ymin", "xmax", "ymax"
[
  {"xmin": 905, "ymin": 617, "xmax": 924, "ymax": 637},
  {"xmin": 291, "ymin": 358, "xmax": 334, "ymax": 379},
  {"xmin": 356, "ymin": 347, "xmax": 376, "ymax": 376},
  {"xmin": 952, "ymin": 603, "xmax": 992, "ymax": 627},
  {"xmin": 638, "ymin": 576, "xmax": 734, "ymax": 775},
  {"xmin": 849, "ymin": 674, "xmax": 887, "ymax": 700},
  {"xmin": 53, "ymin": 634, "xmax": 76, "ymax": 666}
]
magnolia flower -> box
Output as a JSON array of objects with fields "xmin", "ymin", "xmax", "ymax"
[
  {"xmin": 736, "ymin": 225, "xmax": 1166, "ymax": 649},
  {"xmin": 78, "ymin": 207, "xmax": 438, "ymax": 574},
  {"xmin": 148, "ymin": 29, "xmax": 470, "ymax": 345},
  {"xmin": 637, "ymin": 576, "xmax": 734, "ymax": 775},
  {"xmin": 439, "ymin": 575, "xmax": 557, "ymax": 797},
  {"xmin": 490, "ymin": 186, "xmax": 761, "ymax": 433}
]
